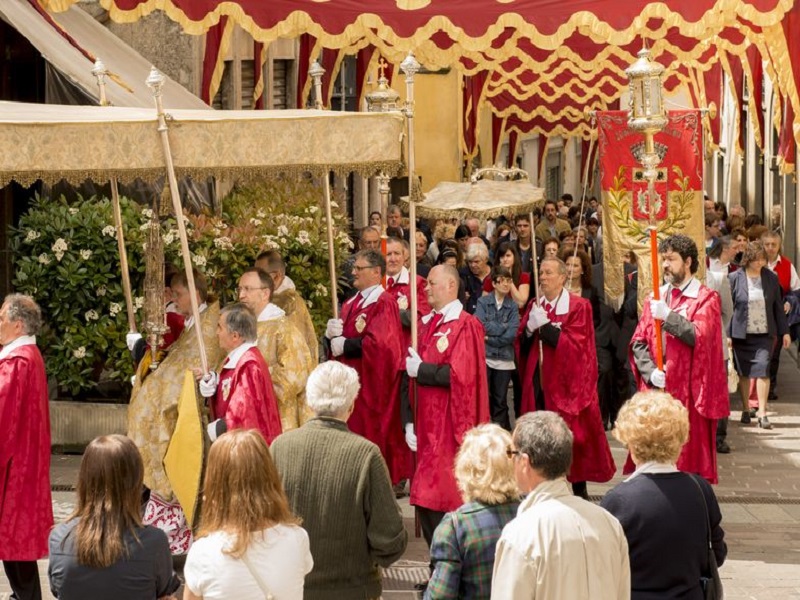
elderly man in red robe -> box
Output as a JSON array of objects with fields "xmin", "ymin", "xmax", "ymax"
[
  {"xmin": 518, "ymin": 257, "xmax": 616, "ymax": 500},
  {"xmin": 0, "ymin": 294, "xmax": 52, "ymax": 600},
  {"xmin": 404, "ymin": 264, "xmax": 489, "ymax": 545},
  {"xmin": 198, "ymin": 303, "xmax": 282, "ymax": 445},
  {"xmin": 630, "ymin": 234, "xmax": 728, "ymax": 483},
  {"xmin": 324, "ymin": 249, "xmax": 407, "ymax": 484}
]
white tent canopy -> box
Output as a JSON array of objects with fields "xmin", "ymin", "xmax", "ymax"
[{"xmin": 0, "ymin": 102, "xmax": 406, "ymax": 186}]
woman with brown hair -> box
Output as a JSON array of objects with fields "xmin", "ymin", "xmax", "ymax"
[
  {"xmin": 485, "ymin": 241, "xmax": 530, "ymax": 309},
  {"xmin": 48, "ymin": 434, "xmax": 180, "ymax": 599},
  {"xmin": 183, "ymin": 429, "xmax": 312, "ymax": 600}
]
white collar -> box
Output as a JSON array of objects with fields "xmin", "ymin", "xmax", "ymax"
[
  {"xmin": 387, "ymin": 266, "xmax": 409, "ymax": 286},
  {"xmin": 184, "ymin": 302, "xmax": 208, "ymax": 329},
  {"xmin": 223, "ymin": 342, "xmax": 257, "ymax": 370},
  {"xmin": 659, "ymin": 277, "xmax": 700, "ymax": 299},
  {"xmin": 539, "ymin": 289, "xmax": 570, "ymax": 315},
  {"xmin": 350, "ymin": 284, "xmax": 382, "ymax": 309},
  {"xmin": 625, "ymin": 461, "xmax": 678, "ymax": 482},
  {"xmin": 275, "ymin": 275, "xmax": 296, "ymax": 294},
  {"xmin": 422, "ymin": 299, "xmax": 462, "ymax": 324},
  {"xmin": 768, "ymin": 256, "xmax": 783, "ymax": 268},
  {"xmin": 257, "ymin": 303, "xmax": 285, "ymax": 322},
  {"xmin": 0, "ymin": 335, "xmax": 37, "ymax": 360}
]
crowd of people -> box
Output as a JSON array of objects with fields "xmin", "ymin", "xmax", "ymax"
[{"xmin": 0, "ymin": 191, "xmax": 796, "ymax": 599}]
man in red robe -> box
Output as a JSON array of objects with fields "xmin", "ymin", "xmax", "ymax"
[
  {"xmin": 518, "ymin": 257, "xmax": 616, "ymax": 499},
  {"xmin": 630, "ymin": 234, "xmax": 729, "ymax": 483},
  {"xmin": 325, "ymin": 249, "xmax": 407, "ymax": 484},
  {"xmin": 0, "ymin": 294, "xmax": 52, "ymax": 600},
  {"xmin": 404, "ymin": 264, "xmax": 489, "ymax": 545},
  {"xmin": 199, "ymin": 303, "xmax": 282, "ymax": 445}
]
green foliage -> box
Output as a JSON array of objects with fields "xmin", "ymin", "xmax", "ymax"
[{"xmin": 10, "ymin": 179, "xmax": 351, "ymax": 396}]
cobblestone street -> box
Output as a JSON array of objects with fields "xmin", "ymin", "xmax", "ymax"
[{"xmin": 5, "ymin": 350, "xmax": 800, "ymax": 599}]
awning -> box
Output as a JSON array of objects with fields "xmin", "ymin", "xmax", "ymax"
[
  {"xmin": 0, "ymin": 2, "xmax": 207, "ymax": 108},
  {"xmin": 0, "ymin": 102, "xmax": 405, "ymax": 186}
]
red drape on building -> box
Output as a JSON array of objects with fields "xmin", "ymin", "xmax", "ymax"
[
  {"xmin": 201, "ymin": 16, "xmax": 228, "ymax": 104},
  {"xmin": 462, "ymin": 72, "xmax": 488, "ymax": 160}
]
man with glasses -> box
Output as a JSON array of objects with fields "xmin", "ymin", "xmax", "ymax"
[
  {"xmin": 255, "ymin": 250, "xmax": 318, "ymax": 363},
  {"xmin": 236, "ymin": 267, "xmax": 313, "ymax": 432},
  {"xmin": 324, "ymin": 249, "xmax": 408, "ymax": 485},
  {"xmin": 492, "ymin": 412, "xmax": 630, "ymax": 599}
]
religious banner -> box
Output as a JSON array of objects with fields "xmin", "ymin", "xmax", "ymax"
[{"xmin": 597, "ymin": 110, "xmax": 705, "ymax": 310}]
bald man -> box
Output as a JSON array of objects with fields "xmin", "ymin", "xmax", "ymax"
[{"xmin": 404, "ymin": 265, "xmax": 489, "ymax": 545}]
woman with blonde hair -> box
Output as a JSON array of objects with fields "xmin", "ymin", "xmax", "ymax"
[
  {"xmin": 601, "ymin": 391, "xmax": 726, "ymax": 599},
  {"xmin": 425, "ymin": 424, "xmax": 520, "ymax": 599},
  {"xmin": 183, "ymin": 429, "xmax": 312, "ymax": 600},
  {"xmin": 48, "ymin": 434, "xmax": 180, "ymax": 599}
]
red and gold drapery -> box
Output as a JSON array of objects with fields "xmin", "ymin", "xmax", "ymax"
[{"xmin": 41, "ymin": 0, "xmax": 800, "ymax": 172}]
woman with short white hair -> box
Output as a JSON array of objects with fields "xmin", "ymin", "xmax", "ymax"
[
  {"xmin": 424, "ymin": 424, "xmax": 520, "ymax": 599},
  {"xmin": 601, "ymin": 391, "xmax": 727, "ymax": 599},
  {"xmin": 271, "ymin": 362, "xmax": 407, "ymax": 600}
]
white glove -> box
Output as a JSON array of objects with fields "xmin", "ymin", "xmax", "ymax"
[
  {"xmin": 206, "ymin": 418, "xmax": 226, "ymax": 442},
  {"xmin": 650, "ymin": 299, "xmax": 671, "ymax": 321},
  {"xmin": 650, "ymin": 368, "xmax": 666, "ymax": 389},
  {"xmin": 405, "ymin": 423, "xmax": 417, "ymax": 452},
  {"xmin": 406, "ymin": 347, "xmax": 422, "ymax": 378},
  {"xmin": 330, "ymin": 336, "xmax": 345, "ymax": 357},
  {"xmin": 526, "ymin": 306, "xmax": 550, "ymax": 333},
  {"xmin": 325, "ymin": 318, "xmax": 344, "ymax": 339},
  {"xmin": 126, "ymin": 332, "xmax": 142, "ymax": 351},
  {"xmin": 199, "ymin": 371, "xmax": 219, "ymax": 398}
]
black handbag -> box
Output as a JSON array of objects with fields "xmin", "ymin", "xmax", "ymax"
[{"xmin": 689, "ymin": 474, "xmax": 724, "ymax": 600}]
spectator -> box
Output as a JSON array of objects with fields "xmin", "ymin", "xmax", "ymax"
[
  {"xmin": 475, "ymin": 266, "xmax": 521, "ymax": 430},
  {"xmin": 415, "ymin": 230, "xmax": 434, "ymax": 277},
  {"xmin": 271, "ymin": 362, "xmax": 407, "ymax": 599},
  {"xmin": 369, "ymin": 211, "xmax": 383, "ymax": 230},
  {"xmin": 465, "ymin": 217, "xmax": 491, "ymax": 250},
  {"xmin": 542, "ymin": 237, "xmax": 560, "ymax": 261},
  {"xmin": 491, "ymin": 412, "xmax": 630, "ymax": 600},
  {"xmin": 490, "ymin": 223, "xmax": 513, "ymax": 256},
  {"xmin": 729, "ymin": 241, "xmax": 790, "ymax": 429},
  {"xmin": 49, "ymin": 435, "xmax": 180, "ymax": 600},
  {"xmin": 535, "ymin": 200, "xmax": 571, "ymax": 243},
  {"xmin": 601, "ymin": 391, "xmax": 726, "ymax": 599},
  {"xmin": 0, "ymin": 294, "xmax": 52, "ymax": 600},
  {"xmin": 462, "ymin": 243, "xmax": 492, "ymax": 314},
  {"xmin": 184, "ymin": 429, "xmax": 312, "ymax": 600},
  {"xmin": 425, "ymin": 425, "xmax": 520, "ymax": 599},
  {"xmin": 485, "ymin": 242, "xmax": 530, "ymax": 310},
  {"xmin": 512, "ymin": 214, "xmax": 535, "ymax": 275},
  {"xmin": 707, "ymin": 236, "xmax": 739, "ymax": 276},
  {"xmin": 704, "ymin": 213, "xmax": 722, "ymax": 251},
  {"xmin": 714, "ymin": 201, "xmax": 729, "ymax": 232}
]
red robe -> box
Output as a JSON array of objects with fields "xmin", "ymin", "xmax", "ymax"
[
  {"xmin": 0, "ymin": 342, "xmax": 52, "ymax": 560},
  {"xmin": 629, "ymin": 282, "xmax": 728, "ymax": 483},
  {"xmin": 411, "ymin": 307, "xmax": 489, "ymax": 513},
  {"xmin": 385, "ymin": 268, "xmax": 430, "ymax": 349},
  {"xmin": 334, "ymin": 287, "xmax": 408, "ymax": 483},
  {"xmin": 517, "ymin": 293, "xmax": 616, "ymax": 484},
  {"xmin": 213, "ymin": 346, "xmax": 282, "ymax": 445}
]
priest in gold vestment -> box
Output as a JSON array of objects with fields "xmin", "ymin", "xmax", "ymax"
[
  {"xmin": 127, "ymin": 270, "xmax": 223, "ymax": 554},
  {"xmin": 237, "ymin": 267, "xmax": 314, "ymax": 430},
  {"xmin": 256, "ymin": 250, "xmax": 319, "ymax": 365}
]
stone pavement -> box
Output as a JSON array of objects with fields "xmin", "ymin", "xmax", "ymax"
[{"xmin": 3, "ymin": 350, "xmax": 800, "ymax": 599}]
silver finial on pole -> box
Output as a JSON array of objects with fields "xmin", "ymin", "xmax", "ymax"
[
  {"xmin": 146, "ymin": 66, "xmax": 165, "ymax": 100},
  {"xmin": 91, "ymin": 59, "xmax": 109, "ymax": 106},
  {"xmin": 308, "ymin": 59, "xmax": 326, "ymax": 110}
]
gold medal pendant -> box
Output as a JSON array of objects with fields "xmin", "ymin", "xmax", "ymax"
[
  {"xmin": 436, "ymin": 334, "xmax": 449, "ymax": 353},
  {"xmin": 355, "ymin": 314, "xmax": 367, "ymax": 333},
  {"xmin": 397, "ymin": 294, "xmax": 409, "ymax": 310}
]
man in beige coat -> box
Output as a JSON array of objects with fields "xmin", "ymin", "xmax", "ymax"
[
  {"xmin": 237, "ymin": 267, "xmax": 314, "ymax": 431},
  {"xmin": 491, "ymin": 411, "xmax": 630, "ymax": 600}
]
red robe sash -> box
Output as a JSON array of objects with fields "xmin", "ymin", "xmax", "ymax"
[
  {"xmin": 629, "ymin": 285, "xmax": 728, "ymax": 483},
  {"xmin": 411, "ymin": 311, "xmax": 489, "ymax": 513},
  {"xmin": 334, "ymin": 291, "xmax": 408, "ymax": 483},
  {"xmin": 213, "ymin": 347, "xmax": 282, "ymax": 445},
  {"xmin": 517, "ymin": 294, "xmax": 616, "ymax": 484},
  {"xmin": 0, "ymin": 344, "xmax": 52, "ymax": 560}
]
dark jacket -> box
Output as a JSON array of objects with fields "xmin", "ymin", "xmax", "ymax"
[
  {"xmin": 475, "ymin": 292, "xmax": 520, "ymax": 362},
  {"xmin": 580, "ymin": 286, "xmax": 619, "ymax": 350},
  {"xmin": 728, "ymin": 267, "xmax": 789, "ymax": 340},
  {"xmin": 460, "ymin": 268, "xmax": 490, "ymax": 314}
]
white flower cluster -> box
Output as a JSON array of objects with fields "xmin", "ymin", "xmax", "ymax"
[
  {"xmin": 163, "ymin": 230, "xmax": 176, "ymax": 246},
  {"xmin": 134, "ymin": 297, "xmax": 144, "ymax": 311},
  {"xmin": 141, "ymin": 208, "xmax": 155, "ymax": 220},
  {"xmin": 102, "ymin": 225, "xmax": 116, "ymax": 238},
  {"xmin": 52, "ymin": 238, "xmax": 68, "ymax": 262},
  {"xmin": 337, "ymin": 231, "xmax": 355, "ymax": 249},
  {"xmin": 25, "ymin": 230, "xmax": 41, "ymax": 243},
  {"xmin": 306, "ymin": 205, "xmax": 319, "ymax": 214},
  {"xmin": 38, "ymin": 253, "xmax": 51, "ymax": 265},
  {"xmin": 256, "ymin": 210, "xmax": 267, "ymax": 219},
  {"xmin": 277, "ymin": 225, "xmax": 289, "ymax": 237},
  {"xmin": 96, "ymin": 285, "xmax": 107, "ymax": 297},
  {"xmin": 68, "ymin": 208, "xmax": 79, "ymax": 215},
  {"xmin": 85, "ymin": 309, "xmax": 99, "ymax": 322},
  {"xmin": 73, "ymin": 347, "xmax": 86, "ymax": 359},
  {"xmin": 213, "ymin": 236, "xmax": 233, "ymax": 250},
  {"xmin": 79, "ymin": 249, "xmax": 92, "ymax": 260},
  {"xmin": 297, "ymin": 230, "xmax": 311, "ymax": 245},
  {"xmin": 262, "ymin": 235, "xmax": 280, "ymax": 250},
  {"xmin": 249, "ymin": 218, "xmax": 263, "ymax": 227},
  {"xmin": 109, "ymin": 302, "xmax": 121, "ymax": 317},
  {"xmin": 192, "ymin": 253, "xmax": 207, "ymax": 267},
  {"xmin": 315, "ymin": 283, "xmax": 329, "ymax": 297}
]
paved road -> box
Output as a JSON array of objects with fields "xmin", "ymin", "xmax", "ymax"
[{"xmin": 5, "ymin": 351, "xmax": 800, "ymax": 599}]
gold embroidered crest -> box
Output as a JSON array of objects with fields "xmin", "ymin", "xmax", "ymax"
[
  {"xmin": 436, "ymin": 333, "xmax": 449, "ymax": 353},
  {"xmin": 397, "ymin": 294, "xmax": 409, "ymax": 310},
  {"xmin": 221, "ymin": 378, "xmax": 231, "ymax": 402},
  {"xmin": 355, "ymin": 313, "xmax": 367, "ymax": 333}
]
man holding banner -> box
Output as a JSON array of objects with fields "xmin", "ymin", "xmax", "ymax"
[{"xmin": 630, "ymin": 234, "xmax": 729, "ymax": 483}]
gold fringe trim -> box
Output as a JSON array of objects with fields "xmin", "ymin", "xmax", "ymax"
[{"xmin": 397, "ymin": 198, "xmax": 544, "ymax": 221}]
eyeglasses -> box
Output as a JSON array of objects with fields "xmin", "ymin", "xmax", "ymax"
[
  {"xmin": 236, "ymin": 286, "xmax": 267, "ymax": 294},
  {"xmin": 353, "ymin": 265, "xmax": 377, "ymax": 271},
  {"xmin": 506, "ymin": 446, "xmax": 520, "ymax": 459}
]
